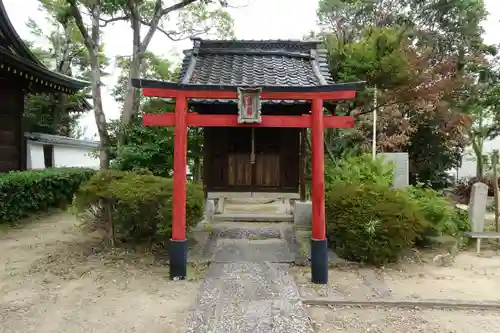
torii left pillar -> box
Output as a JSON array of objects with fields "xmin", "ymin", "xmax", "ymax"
[
  {"xmin": 310, "ymin": 98, "xmax": 328, "ymax": 284},
  {"xmin": 170, "ymin": 94, "xmax": 188, "ymax": 280}
]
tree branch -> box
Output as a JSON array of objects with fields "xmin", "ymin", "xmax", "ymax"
[
  {"xmin": 66, "ymin": 0, "xmax": 93, "ymax": 52},
  {"xmin": 140, "ymin": 0, "xmax": 200, "ymax": 52},
  {"xmin": 160, "ymin": 0, "xmax": 198, "ymax": 16},
  {"xmin": 100, "ymin": 16, "xmax": 129, "ymax": 27}
]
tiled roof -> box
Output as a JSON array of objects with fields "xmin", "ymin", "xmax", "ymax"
[
  {"xmin": 179, "ymin": 39, "xmax": 333, "ymax": 86},
  {"xmin": 178, "ymin": 38, "xmax": 333, "ymax": 104}
]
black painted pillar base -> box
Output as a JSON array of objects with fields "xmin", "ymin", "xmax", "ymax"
[
  {"xmin": 311, "ymin": 238, "xmax": 328, "ymax": 284},
  {"xmin": 169, "ymin": 239, "xmax": 188, "ymax": 281}
]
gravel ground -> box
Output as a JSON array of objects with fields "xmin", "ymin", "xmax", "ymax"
[
  {"xmin": 308, "ymin": 306, "xmax": 500, "ymax": 332},
  {"xmin": 0, "ymin": 212, "xmax": 202, "ymax": 333}
]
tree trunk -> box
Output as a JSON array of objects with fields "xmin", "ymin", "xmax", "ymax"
[
  {"xmin": 119, "ymin": 0, "xmax": 199, "ymax": 140},
  {"xmin": 89, "ymin": 24, "xmax": 110, "ymax": 168},
  {"xmin": 471, "ymin": 135, "xmax": 484, "ymax": 180},
  {"xmin": 67, "ymin": 0, "xmax": 111, "ymax": 169},
  {"xmin": 194, "ymin": 157, "xmax": 202, "ymax": 183},
  {"xmin": 119, "ymin": 2, "xmax": 142, "ymax": 145}
]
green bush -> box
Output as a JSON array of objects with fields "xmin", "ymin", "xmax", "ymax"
[
  {"xmin": 73, "ymin": 170, "xmax": 204, "ymax": 241},
  {"xmin": 324, "ymin": 154, "xmax": 393, "ymax": 188},
  {"xmin": 0, "ymin": 168, "xmax": 95, "ymax": 224},
  {"xmin": 405, "ymin": 186, "xmax": 470, "ymax": 243},
  {"xmin": 325, "ymin": 183, "xmax": 428, "ymax": 265}
]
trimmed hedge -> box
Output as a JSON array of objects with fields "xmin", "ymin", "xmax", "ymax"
[
  {"xmin": 0, "ymin": 168, "xmax": 95, "ymax": 224},
  {"xmin": 73, "ymin": 170, "xmax": 204, "ymax": 241},
  {"xmin": 325, "ymin": 183, "xmax": 428, "ymax": 265}
]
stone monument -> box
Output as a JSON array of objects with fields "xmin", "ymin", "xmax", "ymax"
[
  {"xmin": 378, "ymin": 152, "xmax": 409, "ymax": 188},
  {"xmin": 468, "ymin": 182, "xmax": 488, "ymax": 232}
]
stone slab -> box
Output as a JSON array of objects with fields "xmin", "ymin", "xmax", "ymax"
[
  {"xmin": 468, "ymin": 182, "xmax": 488, "ymax": 232},
  {"xmin": 205, "ymin": 199, "xmax": 215, "ymax": 219},
  {"xmin": 379, "ymin": 152, "xmax": 409, "ymax": 188},
  {"xmin": 293, "ymin": 201, "xmax": 312, "ymax": 230},
  {"xmin": 465, "ymin": 231, "xmax": 500, "ymax": 239}
]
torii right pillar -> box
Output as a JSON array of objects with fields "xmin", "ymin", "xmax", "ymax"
[{"xmin": 311, "ymin": 98, "xmax": 328, "ymax": 284}]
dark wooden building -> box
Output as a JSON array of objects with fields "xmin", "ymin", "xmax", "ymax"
[
  {"xmin": 178, "ymin": 38, "xmax": 334, "ymax": 194},
  {"xmin": 0, "ymin": 0, "xmax": 89, "ymax": 172}
]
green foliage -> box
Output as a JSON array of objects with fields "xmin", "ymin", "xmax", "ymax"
[
  {"xmin": 109, "ymin": 52, "xmax": 203, "ymax": 178},
  {"xmin": 332, "ymin": 27, "xmax": 413, "ymax": 87},
  {"xmin": 25, "ymin": 0, "xmax": 111, "ymax": 137},
  {"xmin": 74, "ymin": 170, "xmax": 204, "ymax": 241},
  {"xmin": 112, "ymin": 52, "xmax": 176, "ymax": 103},
  {"xmin": 324, "ymin": 154, "xmax": 393, "ymax": 187},
  {"xmin": 0, "ymin": 168, "xmax": 95, "ymax": 224},
  {"xmin": 325, "ymin": 183, "xmax": 427, "ymax": 265},
  {"xmin": 317, "ymin": 0, "xmax": 492, "ymax": 188},
  {"xmin": 405, "ymin": 186, "xmax": 470, "ymax": 244},
  {"xmin": 108, "ymin": 107, "xmax": 175, "ymax": 177},
  {"xmin": 406, "ymin": 118, "xmax": 461, "ymax": 188},
  {"xmin": 23, "ymin": 93, "xmax": 85, "ymax": 136}
]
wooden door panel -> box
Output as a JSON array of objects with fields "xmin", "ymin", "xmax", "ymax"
[
  {"xmin": 228, "ymin": 154, "xmax": 252, "ymax": 186},
  {"xmin": 254, "ymin": 154, "xmax": 280, "ymax": 187}
]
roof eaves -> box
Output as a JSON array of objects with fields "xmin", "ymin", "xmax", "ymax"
[
  {"xmin": 0, "ymin": 1, "xmax": 41, "ymax": 65},
  {"xmin": 0, "ymin": 1, "xmax": 90, "ymax": 91},
  {"xmin": 0, "ymin": 47, "xmax": 89, "ymax": 92}
]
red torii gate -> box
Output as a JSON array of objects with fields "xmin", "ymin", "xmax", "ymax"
[{"xmin": 132, "ymin": 79, "xmax": 364, "ymax": 284}]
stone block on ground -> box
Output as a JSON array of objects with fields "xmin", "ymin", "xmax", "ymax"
[
  {"xmin": 378, "ymin": 152, "xmax": 409, "ymax": 188},
  {"xmin": 469, "ymin": 182, "xmax": 488, "ymax": 232},
  {"xmin": 293, "ymin": 201, "xmax": 312, "ymax": 230},
  {"xmin": 205, "ymin": 199, "xmax": 215, "ymax": 219}
]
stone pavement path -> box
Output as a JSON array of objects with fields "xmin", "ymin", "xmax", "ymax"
[{"xmin": 186, "ymin": 225, "xmax": 314, "ymax": 333}]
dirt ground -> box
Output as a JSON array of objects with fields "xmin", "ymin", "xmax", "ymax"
[
  {"xmin": 0, "ymin": 212, "xmax": 202, "ymax": 333},
  {"xmin": 294, "ymin": 248, "xmax": 500, "ymax": 301},
  {"xmin": 382, "ymin": 249, "xmax": 500, "ymax": 301},
  {"xmin": 294, "ymin": 247, "xmax": 500, "ymax": 332},
  {"xmin": 308, "ymin": 306, "xmax": 500, "ymax": 332}
]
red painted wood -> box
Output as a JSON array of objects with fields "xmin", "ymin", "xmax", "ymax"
[
  {"xmin": 142, "ymin": 88, "xmax": 356, "ymax": 101},
  {"xmin": 172, "ymin": 96, "xmax": 188, "ymax": 241},
  {"xmin": 311, "ymin": 98, "xmax": 326, "ymax": 241},
  {"xmin": 142, "ymin": 113, "xmax": 355, "ymax": 129}
]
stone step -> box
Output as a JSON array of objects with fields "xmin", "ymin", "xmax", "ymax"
[
  {"xmin": 213, "ymin": 213, "xmax": 293, "ymax": 223},
  {"xmin": 224, "ymin": 197, "xmax": 283, "ymax": 205},
  {"xmin": 212, "ymin": 222, "xmax": 285, "ymax": 239},
  {"xmin": 212, "ymin": 238, "xmax": 294, "ymax": 263},
  {"xmin": 223, "ymin": 203, "xmax": 289, "ymax": 214}
]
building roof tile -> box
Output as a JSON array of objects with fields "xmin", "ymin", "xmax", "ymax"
[{"xmin": 178, "ymin": 38, "xmax": 333, "ymax": 104}]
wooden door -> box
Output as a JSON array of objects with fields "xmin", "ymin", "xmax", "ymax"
[
  {"xmin": 226, "ymin": 127, "xmax": 253, "ymax": 190},
  {"xmin": 228, "ymin": 153, "xmax": 252, "ymax": 186},
  {"xmin": 253, "ymin": 128, "xmax": 281, "ymax": 190},
  {"xmin": 204, "ymin": 127, "xmax": 299, "ymax": 192}
]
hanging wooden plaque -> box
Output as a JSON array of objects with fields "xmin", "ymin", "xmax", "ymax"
[{"xmin": 237, "ymin": 87, "xmax": 262, "ymax": 124}]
